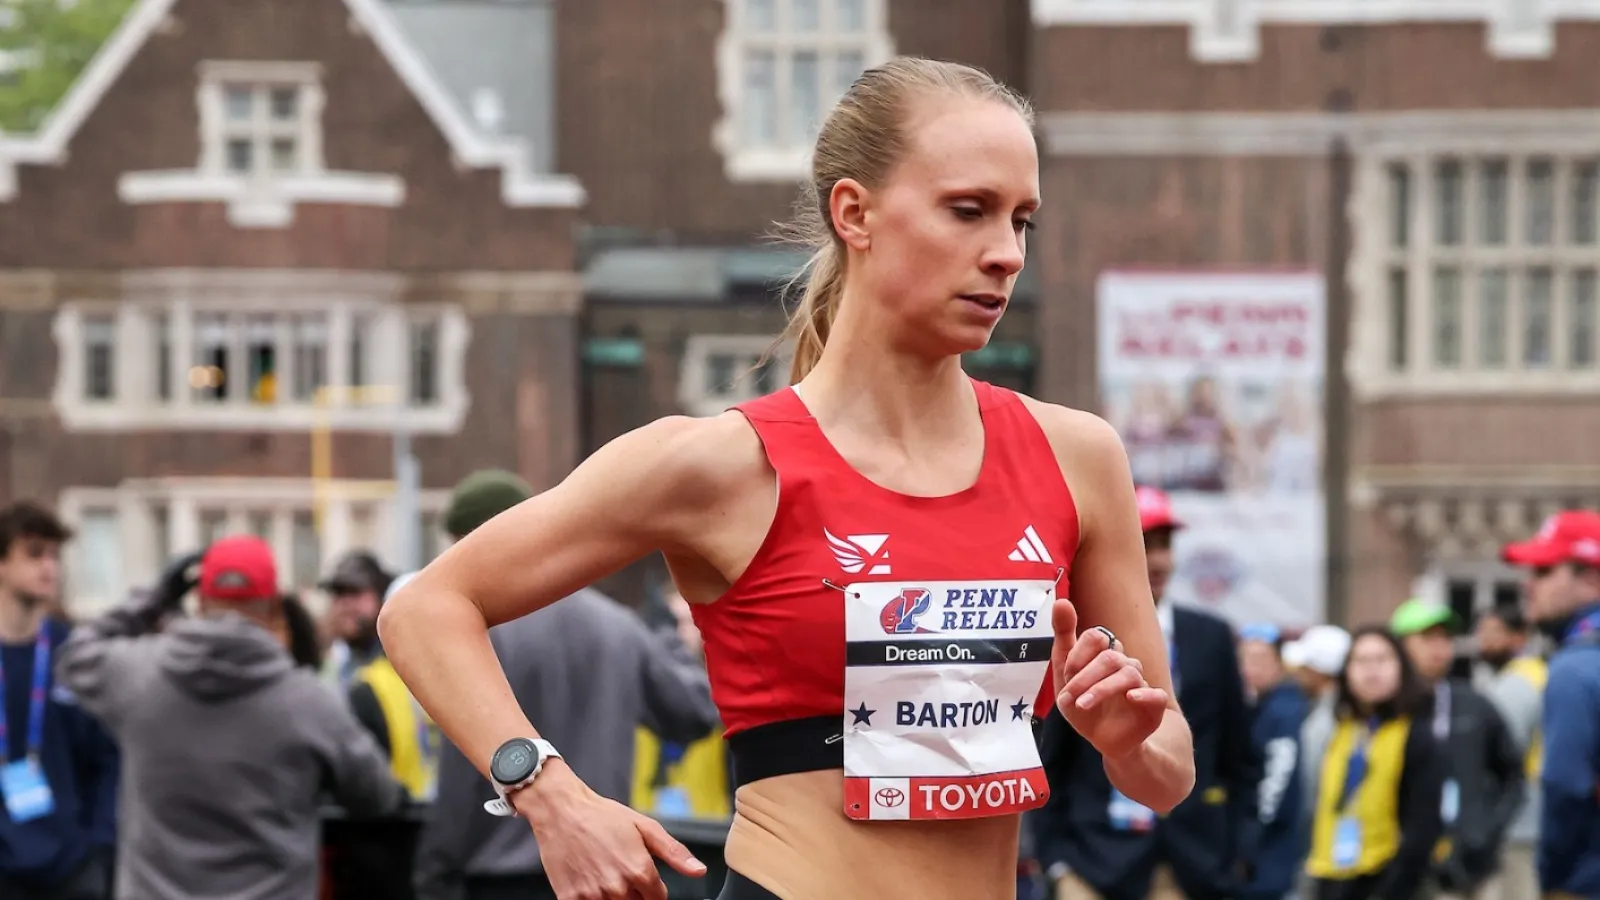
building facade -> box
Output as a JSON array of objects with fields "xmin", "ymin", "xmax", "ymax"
[
  {"xmin": 0, "ymin": 0, "xmax": 583, "ymax": 613},
  {"xmin": 1029, "ymin": 0, "xmax": 1600, "ymax": 626}
]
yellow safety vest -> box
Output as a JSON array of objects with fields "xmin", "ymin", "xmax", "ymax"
[
  {"xmin": 1503, "ymin": 656, "xmax": 1549, "ymax": 779},
  {"xmin": 631, "ymin": 727, "xmax": 731, "ymax": 819},
  {"xmin": 1307, "ymin": 716, "xmax": 1412, "ymax": 880},
  {"xmin": 355, "ymin": 656, "xmax": 439, "ymax": 801}
]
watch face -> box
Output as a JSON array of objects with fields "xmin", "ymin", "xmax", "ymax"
[{"xmin": 491, "ymin": 738, "xmax": 541, "ymax": 785}]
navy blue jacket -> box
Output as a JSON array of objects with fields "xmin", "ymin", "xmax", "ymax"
[
  {"xmin": 1033, "ymin": 605, "xmax": 1262, "ymax": 900},
  {"xmin": 0, "ymin": 618, "xmax": 120, "ymax": 887},
  {"xmin": 1539, "ymin": 603, "xmax": 1600, "ymax": 897},
  {"xmin": 1240, "ymin": 681, "xmax": 1309, "ymax": 900}
]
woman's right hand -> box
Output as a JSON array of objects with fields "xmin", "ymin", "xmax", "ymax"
[{"xmin": 517, "ymin": 766, "xmax": 708, "ymax": 900}]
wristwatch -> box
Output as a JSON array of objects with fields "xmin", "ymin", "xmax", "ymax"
[{"xmin": 483, "ymin": 737, "xmax": 562, "ymax": 817}]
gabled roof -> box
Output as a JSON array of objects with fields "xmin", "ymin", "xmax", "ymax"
[{"xmin": 0, "ymin": 0, "xmax": 582, "ymax": 207}]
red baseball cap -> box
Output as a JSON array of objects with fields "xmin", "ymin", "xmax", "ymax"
[
  {"xmin": 1135, "ymin": 485, "xmax": 1184, "ymax": 533},
  {"xmin": 199, "ymin": 535, "xmax": 279, "ymax": 601},
  {"xmin": 1502, "ymin": 510, "xmax": 1600, "ymax": 568}
]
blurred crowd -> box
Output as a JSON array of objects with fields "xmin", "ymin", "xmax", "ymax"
[
  {"xmin": 0, "ymin": 472, "xmax": 724, "ymax": 900},
  {"xmin": 1024, "ymin": 502, "xmax": 1600, "ymax": 900},
  {"xmin": 0, "ymin": 482, "xmax": 1596, "ymax": 900}
]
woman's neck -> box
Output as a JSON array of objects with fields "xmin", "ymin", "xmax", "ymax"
[{"xmin": 800, "ymin": 314, "xmax": 975, "ymax": 446}]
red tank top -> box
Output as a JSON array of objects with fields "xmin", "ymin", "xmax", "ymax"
[{"xmin": 692, "ymin": 379, "xmax": 1081, "ymax": 739}]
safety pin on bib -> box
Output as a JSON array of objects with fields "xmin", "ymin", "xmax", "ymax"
[{"xmin": 821, "ymin": 579, "xmax": 860, "ymax": 599}]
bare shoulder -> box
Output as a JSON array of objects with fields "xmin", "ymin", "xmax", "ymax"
[
  {"xmin": 1013, "ymin": 394, "xmax": 1130, "ymax": 475},
  {"xmin": 620, "ymin": 410, "xmax": 770, "ymax": 503}
]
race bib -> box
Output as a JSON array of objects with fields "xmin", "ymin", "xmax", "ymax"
[
  {"xmin": 0, "ymin": 758, "xmax": 55, "ymax": 823},
  {"xmin": 840, "ymin": 579, "xmax": 1055, "ymax": 821},
  {"xmin": 1331, "ymin": 816, "xmax": 1362, "ymax": 870}
]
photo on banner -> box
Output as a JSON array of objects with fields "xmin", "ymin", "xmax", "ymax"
[{"xmin": 1096, "ymin": 269, "xmax": 1327, "ymax": 628}]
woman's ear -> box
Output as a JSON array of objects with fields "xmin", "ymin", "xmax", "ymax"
[{"xmin": 830, "ymin": 178, "xmax": 872, "ymax": 252}]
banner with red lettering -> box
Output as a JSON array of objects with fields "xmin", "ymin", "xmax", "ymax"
[{"xmin": 1097, "ymin": 269, "xmax": 1326, "ymax": 627}]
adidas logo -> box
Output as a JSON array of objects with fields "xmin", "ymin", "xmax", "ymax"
[
  {"xmin": 1008, "ymin": 525, "xmax": 1054, "ymax": 564},
  {"xmin": 825, "ymin": 529, "xmax": 891, "ymax": 575}
]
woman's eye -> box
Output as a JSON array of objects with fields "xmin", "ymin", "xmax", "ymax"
[
  {"xmin": 1016, "ymin": 220, "xmax": 1036, "ymax": 232},
  {"xmin": 953, "ymin": 207, "xmax": 983, "ymax": 220}
]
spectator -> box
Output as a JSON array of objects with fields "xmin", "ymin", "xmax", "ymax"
[
  {"xmin": 55, "ymin": 535, "xmax": 404, "ymax": 900},
  {"xmin": 1500, "ymin": 509, "xmax": 1600, "ymax": 900},
  {"xmin": 630, "ymin": 588, "xmax": 732, "ymax": 820},
  {"xmin": 0, "ymin": 501, "xmax": 118, "ymax": 900},
  {"xmin": 1389, "ymin": 599, "xmax": 1524, "ymax": 899},
  {"xmin": 412, "ymin": 469, "xmax": 720, "ymax": 900},
  {"xmin": 1033, "ymin": 486, "xmax": 1260, "ymax": 900},
  {"xmin": 1237, "ymin": 623, "xmax": 1310, "ymax": 900},
  {"xmin": 1473, "ymin": 605, "xmax": 1543, "ymax": 900},
  {"xmin": 1304, "ymin": 626, "xmax": 1443, "ymax": 900},
  {"xmin": 1284, "ymin": 625, "xmax": 1352, "ymax": 811},
  {"xmin": 320, "ymin": 551, "xmax": 394, "ymax": 693}
]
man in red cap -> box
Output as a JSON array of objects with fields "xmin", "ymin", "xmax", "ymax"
[
  {"xmin": 1035, "ymin": 486, "xmax": 1260, "ymax": 900},
  {"xmin": 1501, "ymin": 510, "xmax": 1600, "ymax": 899},
  {"xmin": 56, "ymin": 535, "xmax": 403, "ymax": 900}
]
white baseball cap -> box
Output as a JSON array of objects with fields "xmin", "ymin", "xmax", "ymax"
[{"xmin": 1282, "ymin": 625, "xmax": 1351, "ymax": 677}]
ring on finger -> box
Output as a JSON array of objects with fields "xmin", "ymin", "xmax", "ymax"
[{"xmin": 1093, "ymin": 625, "xmax": 1118, "ymax": 651}]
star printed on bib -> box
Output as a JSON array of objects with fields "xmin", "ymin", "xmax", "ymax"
[
  {"xmin": 850, "ymin": 702, "xmax": 876, "ymax": 726},
  {"xmin": 1011, "ymin": 697, "xmax": 1030, "ymax": 721}
]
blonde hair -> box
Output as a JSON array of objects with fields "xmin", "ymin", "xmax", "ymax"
[{"xmin": 774, "ymin": 57, "xmax": 1035, "ymax": 383}]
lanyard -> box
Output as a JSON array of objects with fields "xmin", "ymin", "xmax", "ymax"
[
  {"xmin": 0, "ymin": 631, "xmax": 52, "ymax": 761},
  {"xmin": 1168, "ymin": 632, "xmax": 1180, "ymax": 698},
  {"xmin": 1433, "ymin": 682, "xmax": 1452, "ymax": 742},
  {"xmin": 1337, "ymin": 718, "xmax": 1378, "ymax": 813}
]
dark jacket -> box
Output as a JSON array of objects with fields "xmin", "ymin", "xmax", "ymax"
[
  {"xmin": 0, "ymin": 618, "xmax": 119, "ymax": 889},
  {"xmin": 1033, "ymin": 605, "xmax": 1261, "ymax": 900},
  {"xmin": 1430, "ymin": 679, "xmax": 1525, "ymax": 893},
  {"xmin": 1241, "ymin": 681, "xmax": 1309, "ymax": 900}
]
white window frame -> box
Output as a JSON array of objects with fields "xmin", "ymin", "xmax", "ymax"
[
  {"xmin": 1413, "ymin": 558, "xmax": 1526, "ymax": 659},
  {"xmin": 1029, "ymin": 0, "xmax": 1597, "ymax": 62},
  {"xmin": 712, "ymin": 0, "xmax": 894, "ymax": 182},
  {"xmin": 58, "ymin": 478, "xmax": 451, "ymax": 619},
  {"xmin": 51, "ymin": 270, "xmax": 471, "ymax": 433},
  {"xmin": 117, "ymin": 61, "xmax": 404, "ymax": 229},
  {"xmin": 679, "ymin": 334, "xmax": 792, "ymax": 417},
  {"xmin": 1349, "ymin": 122, "xmax": 1600, "ymax": 398}
]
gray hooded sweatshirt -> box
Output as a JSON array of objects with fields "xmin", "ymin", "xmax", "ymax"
[{"xmin": 56, "ymin": 607, "xmax": 405, "ymax": 900}]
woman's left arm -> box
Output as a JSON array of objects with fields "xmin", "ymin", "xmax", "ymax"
[{"xmin": 1028, "ymin": 400, "xmax": 1197, "ymax": 813}]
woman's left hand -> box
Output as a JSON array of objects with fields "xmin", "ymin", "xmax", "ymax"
[{"xmin": 1050, "ymin": 598, "xmax": 1169, "ymax": 759}]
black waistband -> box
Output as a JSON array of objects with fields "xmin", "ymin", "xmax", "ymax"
[
  {"xmin": 726, "ymin": 715, "xmax": 842, "ymax": 788},
  {"xmin": 727, "ymin": 713, "xmax": 1049, "ymax": 789}
]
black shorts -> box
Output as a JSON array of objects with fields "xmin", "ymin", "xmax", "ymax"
[{"xmin": 716, "ymin": 870, "xmax": 783, "ymax": 899}]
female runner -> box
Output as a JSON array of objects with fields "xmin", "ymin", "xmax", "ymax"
[{"xmin": 380, "ymin": 56, "xmax": 1196, "ymax": 900}]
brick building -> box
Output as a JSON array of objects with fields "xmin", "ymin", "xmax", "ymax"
[
  {"xmin": 1029, "ymin": 0, "xmax": 1600, "ymax": 626},
  {"xmin": 0, "ymin": 0, "xmax": 583, "ymax": 613},
  {"xmin": 6, "ymin": 0, "xmax": 1599, "ymax": 624}
]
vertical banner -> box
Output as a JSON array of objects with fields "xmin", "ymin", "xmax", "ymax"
[{"xmin": 1097, "ymin": 270, "xmax": 1326, "ymax": 628}]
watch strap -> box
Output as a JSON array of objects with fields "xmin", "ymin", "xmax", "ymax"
[{"xmin": 483, "ymin": 738, "xmax": 561, "ymax": 818}]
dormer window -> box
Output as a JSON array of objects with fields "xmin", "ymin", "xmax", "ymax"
[{"xmin": 198, "ymin": 62, "xmax": 324, "ymax": 179}]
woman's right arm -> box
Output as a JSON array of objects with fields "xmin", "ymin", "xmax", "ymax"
[{"xmin": 378, "ymin": 413, "xmax": 757, "ymax": 897}]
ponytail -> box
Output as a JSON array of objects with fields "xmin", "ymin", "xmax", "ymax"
[{"xmin": 779, "ymin": 243, "xmax": 845, "ymax": 383}]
